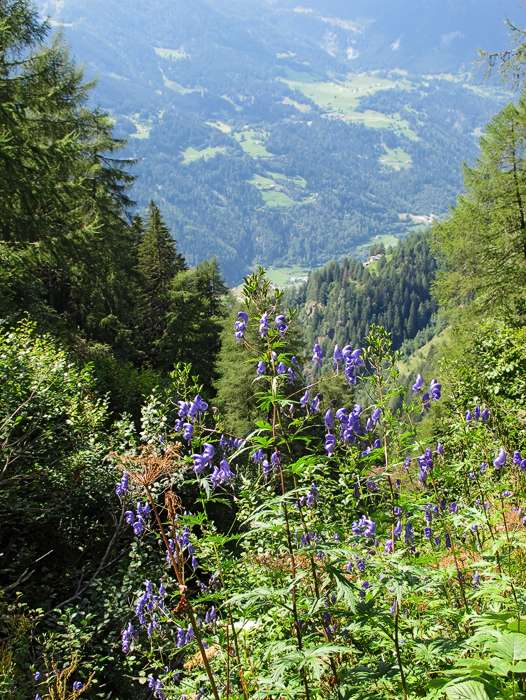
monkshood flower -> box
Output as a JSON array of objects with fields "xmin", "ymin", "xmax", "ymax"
[
  {"xmin": 474, "ymin": 405, "xmax": 481, "ymax": 420},
  {"xmin": 310, "ymin": 394, "xmax": 321, "ymax": 412},
  {"xmin": 34, "ymin": 672, "xmax": 41, "ymax": 681},
  {"xmin": 325, "ymin": 409, "xmax": 334, "ymax": 430},
  {"xmin": 472, "ymin": 572, "xmax": 481, "ymax": 587},
  {"xmin": 256, "ymin": 361, "xmax": 266, "ymax": 376},
  {"xmin": 115, "ymin": 472, "xmax": 129, "ymax": 497},
  {"xmin": 465, "ymin": 410, "xmax": 472, "ymax": 422},
  {"xmin": 480, "ymin": 462, "xmax": 488, "ymax": 474},
  {"xmin": 312, "ymin": 342, "xmax": 323, "ymax": 368},
  {"xmin": 306, "ymin": 482, "xmax": 318, "ymax": 507},
  {"xmin": 445, "ymin": 533, "xmax": 452, "ymax": 549},
  {"xmin": 342, "ymin": 345, "xmax": 364, "ymax": 386},
  {"xmin": 125, "ymin": 501, "xmax": 151, "ymax": 536},
  {"xmin": 421, "ymin": 392, "xmax": 431, "ymax": 413},
  {"xmin": 404, "ymin": 522, "xmax": 414, "ymax": 545},
  {"xmin": 300, "ymin": 390, "xmax": 309, "ymax": 409},
  {"xmin": 121, "ymin": 621, "xmax": 135, "ymax": 653},
  {"xmin": 436, "ymin": 442, "xmax": 444, "ymax": 455},
  {"xmin": 424, "ymin": 527, "xmax": 432, "ymax": 540},
  {"xmin": 220, "ymin": 435, "xmax": 245, "ymax": 454},
  {"xmin": 276, "ymin": 361, "xmax": 286, "ymax": 375},
  {"xmin": 188, "ymin": 394, "xmax": 208, "ymax": 418},
  {"xmin": 271, "ymin": 450, "xmax": 281, "ymax": 469},
  {"xmin": 182, "ymin": 422, "xmax": 193, "ymax": 441},
  {"xmin": 513, "ymin": 450, "xmax": 522, "ymax": 465},
  {"xmin": 481, "ymin": 407, "xmax": 490, "ymax": 422},
  {"xmin": 352, "ymin": 515, "xmax": 376, "ymax": 538},
  {"xmin": 72, "ymin": 681, "xmax": 83, "ymax": 691},
  {"xmin": 287, "ymin": 367, "xmax": 296, "ymax": 384},
  {"xmin": 333, "ymin": 344, "xmax": 344, "ymax": 369},
  {"xmin": 148, "ymin": 676, "xmax": 166, "ymax": 700},
  {"xmin": 234, "ymin": 311, "xmax": 248, "ymax": 340},
  {"xmin": 252, "ymin": 448, "xmax": 265, "ymax": 463},
  {"xmin": 275, "ymin": 314, "xmax": 288, "ymax": 335},
  {"xmin": 493, "ymin": 448, "xmax": 507, "ymax": 469},
  {"xmin": 205, "ymin": 606, "xmax": 217, "ymax": 625},
  {"xmin": 385, "ymin": 539, "xmax": 394, "ymax": 553},
  {"xmin": 430, "ymin": 378, "xmax": 441, "ymax": 401},
  {"xmin": 259, "ymin": 312, "xmax": 269, "ymax": 337},
  {"xmin": 211, "ymin": 459, "xmax": 235, "ymax": 488},
  {"xmin": 324, "ymin": 433, "xmax": 336, "ymax": 456},
  {"xmin": 417, "ymin": 448, "xmax": 433, "ymax": 484},
  {"xmin": 412, "ymin": 374, "xmax": 424, "ymax": 392},
  {"xmin": 262, "ymin": 459, "xmax": 271, "ymax": 478}
]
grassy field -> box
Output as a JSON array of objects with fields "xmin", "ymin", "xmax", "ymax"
[
  {"xmin": 154, "ymin": 47, "xmax": 188, "ymax": 61},
  {"xmin": 128, "ymin": 114, "xmax": 152, "ymax": 140},
  {"xmin": 281, "ymin": 73, "xmax": 418, "ymax": 140},
  {"xmin": 282, "ymin": 96, "xmax": 312, "ymax": 113},
  {"xmin": 357, "ymin": 233, "xmax": 400, "ymax": 255},
  {"xmin": 249, "ymin": 172, "xmax": 311, "ymax": 208},
  {"xmin": 182, "ymin": 146, "xmax": 228, "ymax": 164},
  {"xmin": 265, "ymin": 265, "xmax": 313, "ymax": 287},
  {"xmin": 234, "ymin": 128, "xmax": 273, "ymax": 158},
  {"xmin": 207, "ymin": 120, "xmax": 232, "ymax": 134},
  {"xmin": 379, "ymin": 145, "xmax": 413, "ymax": 171}
]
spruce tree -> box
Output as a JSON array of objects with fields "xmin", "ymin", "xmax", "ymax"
[{"xmin": 136, "ymin": 201, "xmax": 186, "ymax": 361}]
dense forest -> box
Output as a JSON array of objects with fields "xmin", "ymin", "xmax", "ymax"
[
  {"xmin": 287, "ymin": 232, "xmax": 438, "ymax": 354},
  {"xmin": 3, "ymin": 2, "xmax": 526, "ymax": 700}
]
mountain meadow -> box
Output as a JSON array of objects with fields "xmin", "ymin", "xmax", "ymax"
[{"xmin": 3, "ymin": 1, "xmax": 526, "ymax": 700}]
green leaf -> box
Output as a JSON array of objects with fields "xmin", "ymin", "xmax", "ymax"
[
  {"xmin": 492, "ymin": 632, "xmax": 526, "ymax": 664},
  {"xmin": 445, "ymin": 681, "xmax": 491, "ymax": 700}
]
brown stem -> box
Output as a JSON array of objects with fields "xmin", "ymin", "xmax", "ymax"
[{"xmin": 144, "ymin": 486, "xmax": 221, "ymax": 700}]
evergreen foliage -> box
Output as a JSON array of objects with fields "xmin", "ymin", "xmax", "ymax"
[
  {"xmin": 289, "ymin": 232, "xmax": 437, "ymax": 357},
  {"xmin": 433, "ymin": 95, "xmax": 526, "ymax": 320}
]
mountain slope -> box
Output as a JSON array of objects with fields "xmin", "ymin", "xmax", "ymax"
[{"xmin": 36, "ymin": 0, "xmax": 522, "ymax": 281}]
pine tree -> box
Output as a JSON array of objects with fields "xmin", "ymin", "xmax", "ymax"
[{"xmin": 137, "ymin": 201, "xmax": 186, "ymax": 361}]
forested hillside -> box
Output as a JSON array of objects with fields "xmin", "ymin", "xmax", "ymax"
[
  {"xmin": 3, "ymin": 2, "xmax": 526, "ymax": 700},
  {"xmin": 33, "ymin": 0, "xmax": 519, "ymax": 281},
  {"xmin": 288, "ymin": 232, "xmax": 438, "ymax": 353}
]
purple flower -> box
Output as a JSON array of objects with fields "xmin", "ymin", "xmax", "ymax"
[
  {"xmin": 493, "ymin": 448, "xmax": 507, "ymax": 469},
  {"xmin": 115, "ymin": 472, "xmax": 129, "ymax": 498},
  {"xmin": 430, "ymin": 379, "xmax": 441, "ymax": 401},
  {"xmin": 324, "ymin": 433, "xmax": 336, "ymax": 456},
  {"xmin": 385, "ymin": 539, "xmax": 394, "ymax": 553},
  {"xmin": 276, "ymin": 362, "xmax": 286, "ymax": 374},
  {"xmin": 310, "ymin": 394, "xmax": 321, "ymax": 413},
  {"xmin": 271, "ymin": 450, "xmax": 281, "ymax": 469},
  {"xmin": 324, "ymin": 409, "xmax": 334, "ymax": 430},
  {"xmin": 436, "ymin": 442, "xmax": 444, "ymax": 455},
  {"xmin": 300, "ymin": 390, "xmax": 310, "ymax": 409},
  {"xmin": 412, "ymin": 374, "xmax": 424, "ymax": 392},
  {"xmin": 312, "ymin": 343, "xmax": 323, "ymax": 368},
  {"xmin": 182, "ymin": 423, "xmax": 194, "ymax": 441},
  {"xmin": 256, "ymin": 361, "xmax": 266, "ymax": 376},
  {"xmin": 252, "ymin": 449, "xmax": 264, "ymax": 463},
  {"xmin": 121, "ymin": 621, "xmax": 135, "ymax": 653},
  {"xmin": 306, "ymin": 483, "xmax": 318, "ymax": 507},
  {"xmin": 472, "ymin": 572, "xmax": 480, "ymax": 587},
  {"xmin": 34, "ymin": 672, "xmax": 41, "ymax": 681},
  {"xmin": 333, "ymin": 344, "xmax": 344, "ymax": 369},
  {"xmin": 275, "ymin": 314, "xmax": 288, "ymax": 336},
  {"xmin": 211, "ymin": 459, "xmax": 235, "ymax": 488},
  {"xmin": 513, "ymin": 451, "xmax": 522, "ymax": 465},
  {"xmin": 72, "ymin": 681, "xmax": 83, "ymax": 691},
  {"xmin": 259, "ymin": 313, "xmax": 269, "ymax": 337},
  {"xmin": 421, "ymin": 392, "xmax": 431, "ymax": 413},
  {"xmin": 481, "ymin": 408, "xmax": 490, "ymax": 422},
  {"xmin": 352, "ymin": 515, "xmax": 376, "ymax": 538},
  {"xmin": 234, "ymin": 311, "xmax": 249, "ymax": 340},
  {"xmin": 465, "ymin": 410, "xmax": 472, "ymax": 422},
  {"xmin": 474, "ymin": 406, "xmax": 481, "ymax": 420}
]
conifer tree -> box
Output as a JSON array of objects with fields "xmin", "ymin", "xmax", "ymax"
[
  {"xmin": 433, "ymin": 95, "xmax": 526, "ymax": 319},
  {"xmin": 136, "ymin": 201, "xmax": 186, "ymax": 361}
]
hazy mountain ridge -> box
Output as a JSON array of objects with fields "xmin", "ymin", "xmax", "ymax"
[{"xmin": 35, "ymin": 0, "xmax": 522, "ymax": 281}]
